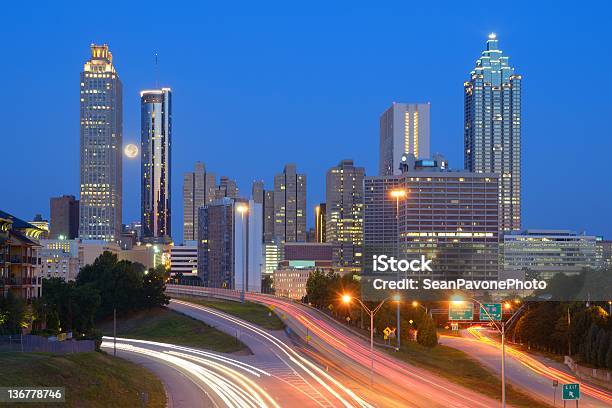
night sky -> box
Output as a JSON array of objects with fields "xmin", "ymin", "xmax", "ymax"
[{"xmin": 2, "ymin": 1, "xmax": 611, "ymax": 241}]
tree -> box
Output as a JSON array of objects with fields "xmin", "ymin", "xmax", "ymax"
[
  {"xmin": 596, "ymin": 331, "xmax": 609, "ymax": 368},
  {"xmin": 416, "ymin": 313, "xmax": 438, "ymax": 347},
  {"xmin": 261, "ymin": 275, "xmax": 273, "ymax": 294},
  {"xmin": 0, "ymin": 291, "xmax": 26, "ymax": 334},
  {"xmin": 142, "ymin": 265, "xmax": 170, "ymax": 308}
]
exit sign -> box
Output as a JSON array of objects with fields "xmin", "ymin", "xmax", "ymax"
[{"xmin": 479, "ymin": 303, "xmax": 502, "ymax": 321}]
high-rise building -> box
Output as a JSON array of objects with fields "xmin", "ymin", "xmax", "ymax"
[
  {"xmin": 379, "ymin": 103, "xmax": 431, "ymax": 176},
  {"xmin": 595, "ymin": 239, "xmax": 612, "ymax": 270},
  {"xmin": 50, "ymin": 195, "xmax": 79, "ymax": 239},
  {"xmin": 503, "ymin": 230, "xmax": 598, "ymax": 280},
  {"xmin": 252, "ymin": 180, "xmax": 275, "ymax": 243},
  {"xmin": 183, "ymin": 162, "xmax": 216, "ymax": 242},
  {"xmin": 314, "ymin": 203, "xmax": 326, "ymax": 243},
  {"xmin": 197, "ymin": 198, "xmax": 262, "ymax": 292},
  {"xmin": 464, "ymin": 34, "xmax": 522, "ymax": 231},
  {"xmin": 79, "ymin": 44, "xmax": 123, "ymax": 242},
  {"xmin": 364, "ymin": 156, "xmax": 500, "ymax": 280},
  {"xmin": 274, "ymin": 164, "xmax": 306, "ymax": 243},
  {"xmin": 326, "ymin": 160, "xmax": 365, "ymax": 274},
  {"xmin": 215, "ymin": 176, "xmax": 239, "ymax": 199},
  {"xmin": 141, "ymin": 88, "xmax": 172, "ymax": 243}
]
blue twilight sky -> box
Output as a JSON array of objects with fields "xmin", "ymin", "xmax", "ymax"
[{"xmin": 1, "ymin": 1, "xmax": 611, "ymax": 241}]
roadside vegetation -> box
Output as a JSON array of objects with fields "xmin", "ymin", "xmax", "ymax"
[
  {"xmin": 0, "ymin": 352, "xmax": 166, "ymax": 407},
  {"xmin": 174, "ymin": 296, "xmax": 285, "ymax": 330},
  {"xmin": 0, "ymin": 251, "xmax": 170, "ymax": 344},
  {"xmin": 99, "ymin": 307, "xmax": 247, "ymax": 353}
]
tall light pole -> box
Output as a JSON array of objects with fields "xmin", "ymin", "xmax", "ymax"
[
  {"xmin": 453, "ymin": 296, "xmax": 524, "ymax": 408},
  {"xmin": 342, "ymin": 294, "xmax": 400, "ymax": 387},
  {"xmin": 389, "ymin": 189, "xmax": 407, "ymax": 349},
  {"xmin": 412, "ymin": 300, "xmax": 430, "ymax": 317},
  {"xmin": 236, "ymin": 204, "xmax": 248, "ymax": 303}
]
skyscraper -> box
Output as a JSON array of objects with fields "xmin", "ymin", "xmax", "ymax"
[
  {"xmin": 464, "ymin": 34, "xmax": 522, "ymax": 231},
  {"xmin": 50, "ymin": 195, "xmax": 79, "ymax": 239},
  {"xmin": 141, "ymin": 88, "xmax": 172, "ymax": 243},
  {"xmin": 364, "ymin": 156, "xmax": 500, "ymax": 280},
  {"xmin": 274, "ymin": 164, "xmax": 307, "ymax": 243},
  {"xmin": 183, "ymin": 162, "xmax": 216, "ymax": 242},
  {"xmin": 215, "ymin": 176, "xmax": 239, "ymax": 199},
  {"xmin": 79, "ymin": 44, "xmax": 122, "ymax": 241},
  {"xmin": 379, "ymin": 102, "xmax": 430, "ymax": 175},
  {"xmin": 326, "ymin": 160, "xmax": 365, "ymax": 273},
  {"xmin": 314, "ymin": 203, "xmax": 326, "ymax": 243},
  {"xmin": 252, "ymin": 180, "xmax": 275, "ymax": 243},
  {"xmin": 197, "ymin": 198, "xmax": 262, "ymax": 292}
]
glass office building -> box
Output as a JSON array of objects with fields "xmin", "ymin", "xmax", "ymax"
[
  {"xmin": 79, "ymin": 44, "xmax": 123, "ymax": 242},
  {"xmin": 464, "ymin": 34, "xmax": 522, "ymax": 231},
  {"xmin": 141, "ymin": 88, "xmax": 172, "ymax": 243}
]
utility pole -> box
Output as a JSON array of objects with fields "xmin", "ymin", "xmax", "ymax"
[{"xmin": 113, "ymin": 307, "xmax": 117, "ymax": 357}]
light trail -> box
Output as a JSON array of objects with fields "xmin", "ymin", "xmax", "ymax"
[
  {"xmin": 101, "ymin": 339, "xmax": 279, "ymax": 408},
  {"xmin": 171, "ymin": 299, "xmax": 374, "ymax": 408},
  {"xmin": 464, "ymin": 326, "xmax": 612, "ymax": 404},
  {"xmin": 169, "ymin": 286, "xmax": 497, "ymax": 408}
]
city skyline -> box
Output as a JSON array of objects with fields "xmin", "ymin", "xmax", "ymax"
[{"xmin": 3, "ymin": 2, "xmax": 611, "ymax": 239}]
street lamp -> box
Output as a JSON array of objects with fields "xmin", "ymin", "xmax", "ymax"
[
  {"xmin": 389, "ymin": 188, "xmax": 407, "ymax": 350},
  {"xmin": 236, "ymin": 204, "xmax": 248, "ymax": 303},
  {"xmin": 412, "ymin": 300, "xmax": 430, "ymax": 316},
  {"xmin": 452, "ymin": 296, "xmax": 525, "ymax": 408},
  {"xmin": 342, "ymin": 293, "xmax": 399, "ymax": 387}
]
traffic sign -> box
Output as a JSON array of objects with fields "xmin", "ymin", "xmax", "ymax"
[
  {"xmin": 562, "ymin": 383, "xmax": 580, "ymax": 400},
  {"xmin": 479, "ymin": 303, "xmax": 502, "ymax": 321},
  {"xmin": 449, "ymin": 302, "xmax": 474, "ymax": 320}
]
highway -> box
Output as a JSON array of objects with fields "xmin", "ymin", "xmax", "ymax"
[
  {"xmin": 168, "ymin": 299, "xmax": 375, "ymax": 408},
  {"xmin": 167, "ymin": 285, "xmax": 502, "ymax": 408},
  {"xmin": 440, "ymin": 326, "xmax": 612, "ymax": 408}
]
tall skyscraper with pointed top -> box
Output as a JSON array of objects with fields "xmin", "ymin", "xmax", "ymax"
[
  {"xmin": 141, "ymin": 87, "xmax": 172, "ymax": 243},
  {"xmin": 79, "ymin": 44, "xmax": 123, "ymax": 242},
  {"xmin": 464, "ymin": 34, "xmax": 522, "ymax": 231}
]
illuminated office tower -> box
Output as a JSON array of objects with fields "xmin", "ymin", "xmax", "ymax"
[
  {"xmin": 314, "ymin": 203, "xmax": 326, "ymax": 243},
  {"xmin": 465, "ymin": 34, "xmax": 522, "ymax": 231},
  {"xmin": 326, "ymin": 160, "xmax": 365, "ymax": 273},
  {"xmin": 379, "ymin": 103, "xmax": 430, "ymax": 175},
  {"xmin": 364, "ymin": 157, "xmax": 500, "ymax": 280},
  {"xmin": 183, "ymin": 162, "xmax": 216, "ymax": 242},
  {"xmin": 141, "ymin": 88, "xmax": 172, "ymax": 243},
  {"xmin": 79, "ymin": 44, "xmax": 123, "ymax": 241},
  {"xmin": 274, "ymin": 164, "xmax": 307, "ymax": 242}
]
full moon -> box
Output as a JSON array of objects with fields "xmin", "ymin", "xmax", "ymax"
[{"xmin": 124, "ymin": 144, "xmax": 138, "ymax": 158}]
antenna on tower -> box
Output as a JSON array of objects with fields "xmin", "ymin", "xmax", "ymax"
[{"xmin": 154, "ymin": 52, "xmax": 159, "ymax": 88}]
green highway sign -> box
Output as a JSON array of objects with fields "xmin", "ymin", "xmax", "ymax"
[
  {"xmin": 562, "ymin": 383, "xmax": 580, "ymax": 400},
  {"xmin": 479, "ymin": 303, "xmax": 502, "ymax": 321},
  {"xmin": 449, "ymin": 302, "xmax": 474, "ymax": 321}
]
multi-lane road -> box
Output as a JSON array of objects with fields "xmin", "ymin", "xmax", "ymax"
[
  {"xmin": 166, "ymin": 285, "xmax": 501, "ymax": 408},
  {"xmin": 440, "ymin": 326, "xmax": 612, "ymax": 408}
]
